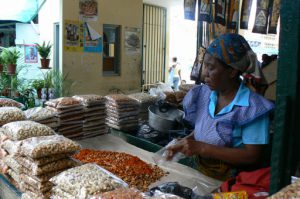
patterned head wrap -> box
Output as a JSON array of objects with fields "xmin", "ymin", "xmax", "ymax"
[{"xmin": 206, "ymin": 33, "xmax": 258, "ymax": 74}]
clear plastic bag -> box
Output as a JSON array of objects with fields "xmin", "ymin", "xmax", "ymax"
[
  {"xmin": 20, "ymin": 180, "xmax": 52, "ymax": 194},
  {"xmin": 0, "ymin": 98, "xmax": 25, "ymax": 109},
  {"xmin": 3, "ymin": 155, "xmax": 24, "ymax": 173},
  {"xmin": 1, "ymin": 139, "xmax": 21, "ymax": 155},
  {"xmin": 16, "ymin": 157, "xmax": 79, "ymax": 175},
  {"xmin": 153, "ymin": 140, "xmax": 186, "ymax": 165},
  {"xmin": 24, "ymin": 107, "xmax": 57, "ymax": 121},
  {"xmin": 91, "ymin": 188, "xmax": 144, "ymax": 199},
  {"xmin": 45, "ymin": 97, "xmax": 82, "ymax": 108},
  {"xmin": 51, "ymin": 187, "xmax": 74, "ymax": 199},
  {"xmin": 7, "ymin": 168, "xmax": 21, "ymax": 183},
  {"xmin": 128, "ymin": 93, "xmax": 159, "ymax": 104},
  {"xmin": 2, "ymin": 121, "xmax": 55, "ymax": 141},
  {"xmin": 73, "ymin": 94, "xmax": 106, "ymax": 106},
  {"xmin": 20, "ymin": 173, "xmax": 53, "ymax": 191},
  {"xmin": 19, "ymin": 135, "xmax": 81, "ymax": 158},
  {"xmin": 0, "ymin": 107, "xmax": 26, "ymax": 126},
  {"xmin": 21, "ymin": 191, "xmax": 52, "ymax": 199},
  {"xmin": 50, "ymin": 163, "xmax": 128, "ymax": 198},
  {"xmin": 22, "ymin": 168, "xmax": 63, "ymax": 183},
  {"xmin": 17, "ymin": 153, "xmax": 73, "ymax": 166}
]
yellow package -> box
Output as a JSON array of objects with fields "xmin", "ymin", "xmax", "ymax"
[{"xmin": 212, "ymin": 191, "xmax": 248, "ymax": 199}]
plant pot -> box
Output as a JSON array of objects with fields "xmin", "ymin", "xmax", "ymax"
[
  {"xmin": 7, "ymin": 64, "xmax": 16, "ymax": 75},
  {"xmin": 41, "ymin": 58, "xmax": 50, "ymax": 69},
  {"xmin": 1, "ymin": 89, "xmax": 9, "ymax": 97},
  {"xmin": 0, "ymin": 64, "xmax": 3, "ymax": 73}
]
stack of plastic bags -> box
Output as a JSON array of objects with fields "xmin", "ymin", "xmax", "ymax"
[
  {"xmin": 73, "ymin": 95, "xmax": 107, "ymax": 138},
  {"xmin": 128, "ymin": 93, "xmax": 158, "ymax": 121},
  {"xmin": 105, "ymin": 94, "xmax": 140, "ymax": 132},
  {"xmin": 45, "ymin": 97, "xmax": 84, "ymax": 139},
  {"xmin": 24, "ymin": 107, "xmax": 59, "ymax": 130},
  {"xmin": 0, "ymin": 121, "xmax": 81, "ymax": 199},
  {"xmin": 49, "ymin": 163, "xmax": 128, "ymax": 199}
]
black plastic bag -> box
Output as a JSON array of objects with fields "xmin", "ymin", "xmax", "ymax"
[{"xmin": 149, "ymin": 182, "xmax": 193, "ymax": 199}]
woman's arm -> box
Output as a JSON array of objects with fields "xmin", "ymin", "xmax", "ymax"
[{"xmin": 167, "ymin": 138, "xmax": 264, "ymax": 166}]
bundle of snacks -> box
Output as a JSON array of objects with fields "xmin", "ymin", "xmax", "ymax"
[
  {"xmin": 50, "ymin": 163, "xmax": 128, "ymax": 198},
  {"xmin": 19, "ymin": 135, "xmax": 81, "ymax": 158},
  {"xmin": 73, "ymin": 95, "xmax": 107, "ymax": 138},
  {"xmin": 0, "ymin": 107, "xmax": 25, "ymax": 126},
  {"xmin": 2, "ymin": 121, "xmax": 55, "ymax": 141},
  {"xmin": 45, "ymin": 97, "xmax": 84, "ymax": 139},
  {"xmin": 128, "ymin": 93, "xmax": 158, "ymax": 121},
  {"xmin": 73, "ymin": 149, "xmax": 166, "ymax": 191},
  {"xmin": 105, "ymin": 94, "xmax": 140, "ymax": 132},
  {"xmin": 0, "ymin": 98, "xmax": 25, "ymax": 109},
  {"xmin": 24, "ymin": 107, "xmax": 59, "ymax": 129}
]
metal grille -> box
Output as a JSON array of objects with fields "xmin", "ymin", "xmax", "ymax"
[{"xmin": 142, "ymin": 4, "xmax": 167, "ymax": 88}]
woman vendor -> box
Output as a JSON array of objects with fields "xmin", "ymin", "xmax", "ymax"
[{"xmin": 167, "ymin": 33, "xmax": 274, "ymax": 181}]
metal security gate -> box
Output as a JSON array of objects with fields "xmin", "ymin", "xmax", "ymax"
[{"xmin": 142, "ymin": 4, "xmax": 167, "ymax": 87}]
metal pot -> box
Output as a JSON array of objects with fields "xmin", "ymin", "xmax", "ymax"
[{"xmin": 148, "ymin": 104, "xmax": 184, "ymax": 133}]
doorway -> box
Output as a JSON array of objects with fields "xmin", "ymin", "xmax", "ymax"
[{"xmin": 142, "ymin": 4, "xmax": 167, "ymax": 87}]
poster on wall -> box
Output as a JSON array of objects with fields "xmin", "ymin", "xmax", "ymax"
[
  {"xmin": 125, "ymin": 27, "xmax": 141, "ymax": 55},
  {"xmin": 240, "ymin": 0, "xmax": 253, "ymax": 29},
  {"xmin": 79, "ymin": 0, "xmax": 98, "ymax": 21},
  {"xmin": 84, "ymin": 23, "xmax": 102, "ymax": 53},
  {"xmin": 227, "ymin": 0, "xmax": 239, "ymax": 29},
  {"xmin": 198, "ymin": 0, "xmax": 212, "ymax": 22},
  {"xmin": 252, "ymin": 0, "xmax": 270, "ymax": 34},
  {"xmin": 184, "ymin": 0, "xmax": 197, "ymax": 20},
  {"xmin": 24, "ymin": 44, "xmax": 38, "ymax": 63},
  {"xmin": 215, "ymin": 0, "xmax": 226, "ymax": 25},
  {"xmin": 64, "ymin": 20, "xmax": 83, "ymax": 52},
  {"xmin": 268, "ymin": 0, "xmax": 280, "ymax": 34}
]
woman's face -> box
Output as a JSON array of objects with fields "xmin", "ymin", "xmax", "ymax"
[{"xmin": 202, "ymin": 53, "xmax": 233, "ymax": 91}]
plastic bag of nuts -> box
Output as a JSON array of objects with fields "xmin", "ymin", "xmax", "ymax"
[
  {"xmin": 45, "ymin": 97, "xmax": 82, "ymax": 108},
  {"xmin": 91, "ymin": 188, "xmax": 144, "ymax": 199},
  {"xmin": 0, "ymin": 98, "xmax": 25, "ymax": 109},
  {"xmin": 20, "ymin": 173, "xmax": 54, "ymax": 191},
  {"xmin": 3, "ymin": 155, "xmax": 24, "ymax": 174},
  {"xmin": 15, "ymin": 157, "xmax": 79, "ymax": 175},
  {"xmin": 0, "ymin": 107, "xmax": 26, "ymax": 126},
  {"xmin": 51, "ymin": 187, "xmax": 75, "ymax": 199},
  {"xmin": 19, "ymin": 135, "xmax": 81, "ymax": 158},
  {"xmin": 21, "ymin": 191, "xmax": 51, "ymax": 199},
  {"xmin": 73, "ymin": 94, "xmax": 106, "ymax": 106},
  {"xmin": 24, "ymin": 107, "xmax": 57, "ymax": 121},
  {"xmin": 50, "ymin": 163, "xmax": 128, "ymax": 198},
  {"xmin": 2, "ymin": 139, "xmax": 22, "ymax": 155},
  {"xmin": 2, "ymin": 121, "xmax": 55, "ymax": 141},
  {"xmin": 22, "ymin": 168, "xmax": 63, "ymax": 183},
  {"xmin": 16, "ymin": 153, "xmax": 73, "ymax": 167}
]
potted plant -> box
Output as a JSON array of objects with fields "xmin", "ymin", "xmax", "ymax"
[
  {"xmin": 1, "ymin": 48, "xmax": 20, "ymax": 75},
  {"xmin": 35, "ymin": 41, "xmax": 52, "ymax": 69},
  {"xmin": 0, "ymin": 73, "xmax": 9, "ymax": 96},
  {"xmin": 31, "ymin": 79, "xmax": 45, "ymax": 99}
]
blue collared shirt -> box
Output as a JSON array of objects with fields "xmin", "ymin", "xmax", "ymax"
[{"xmin": 209, "ymin": 83, "xmax": 270, "ymax": 147}]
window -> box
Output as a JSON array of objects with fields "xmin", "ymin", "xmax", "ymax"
[{"xmin": 103, "ymin": 24, "xmax": 121, "ymax": 75}]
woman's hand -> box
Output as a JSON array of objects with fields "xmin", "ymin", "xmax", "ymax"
[{"xmin": 166, "ymin": 138, "xmax": 206, "ymax": 160}]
